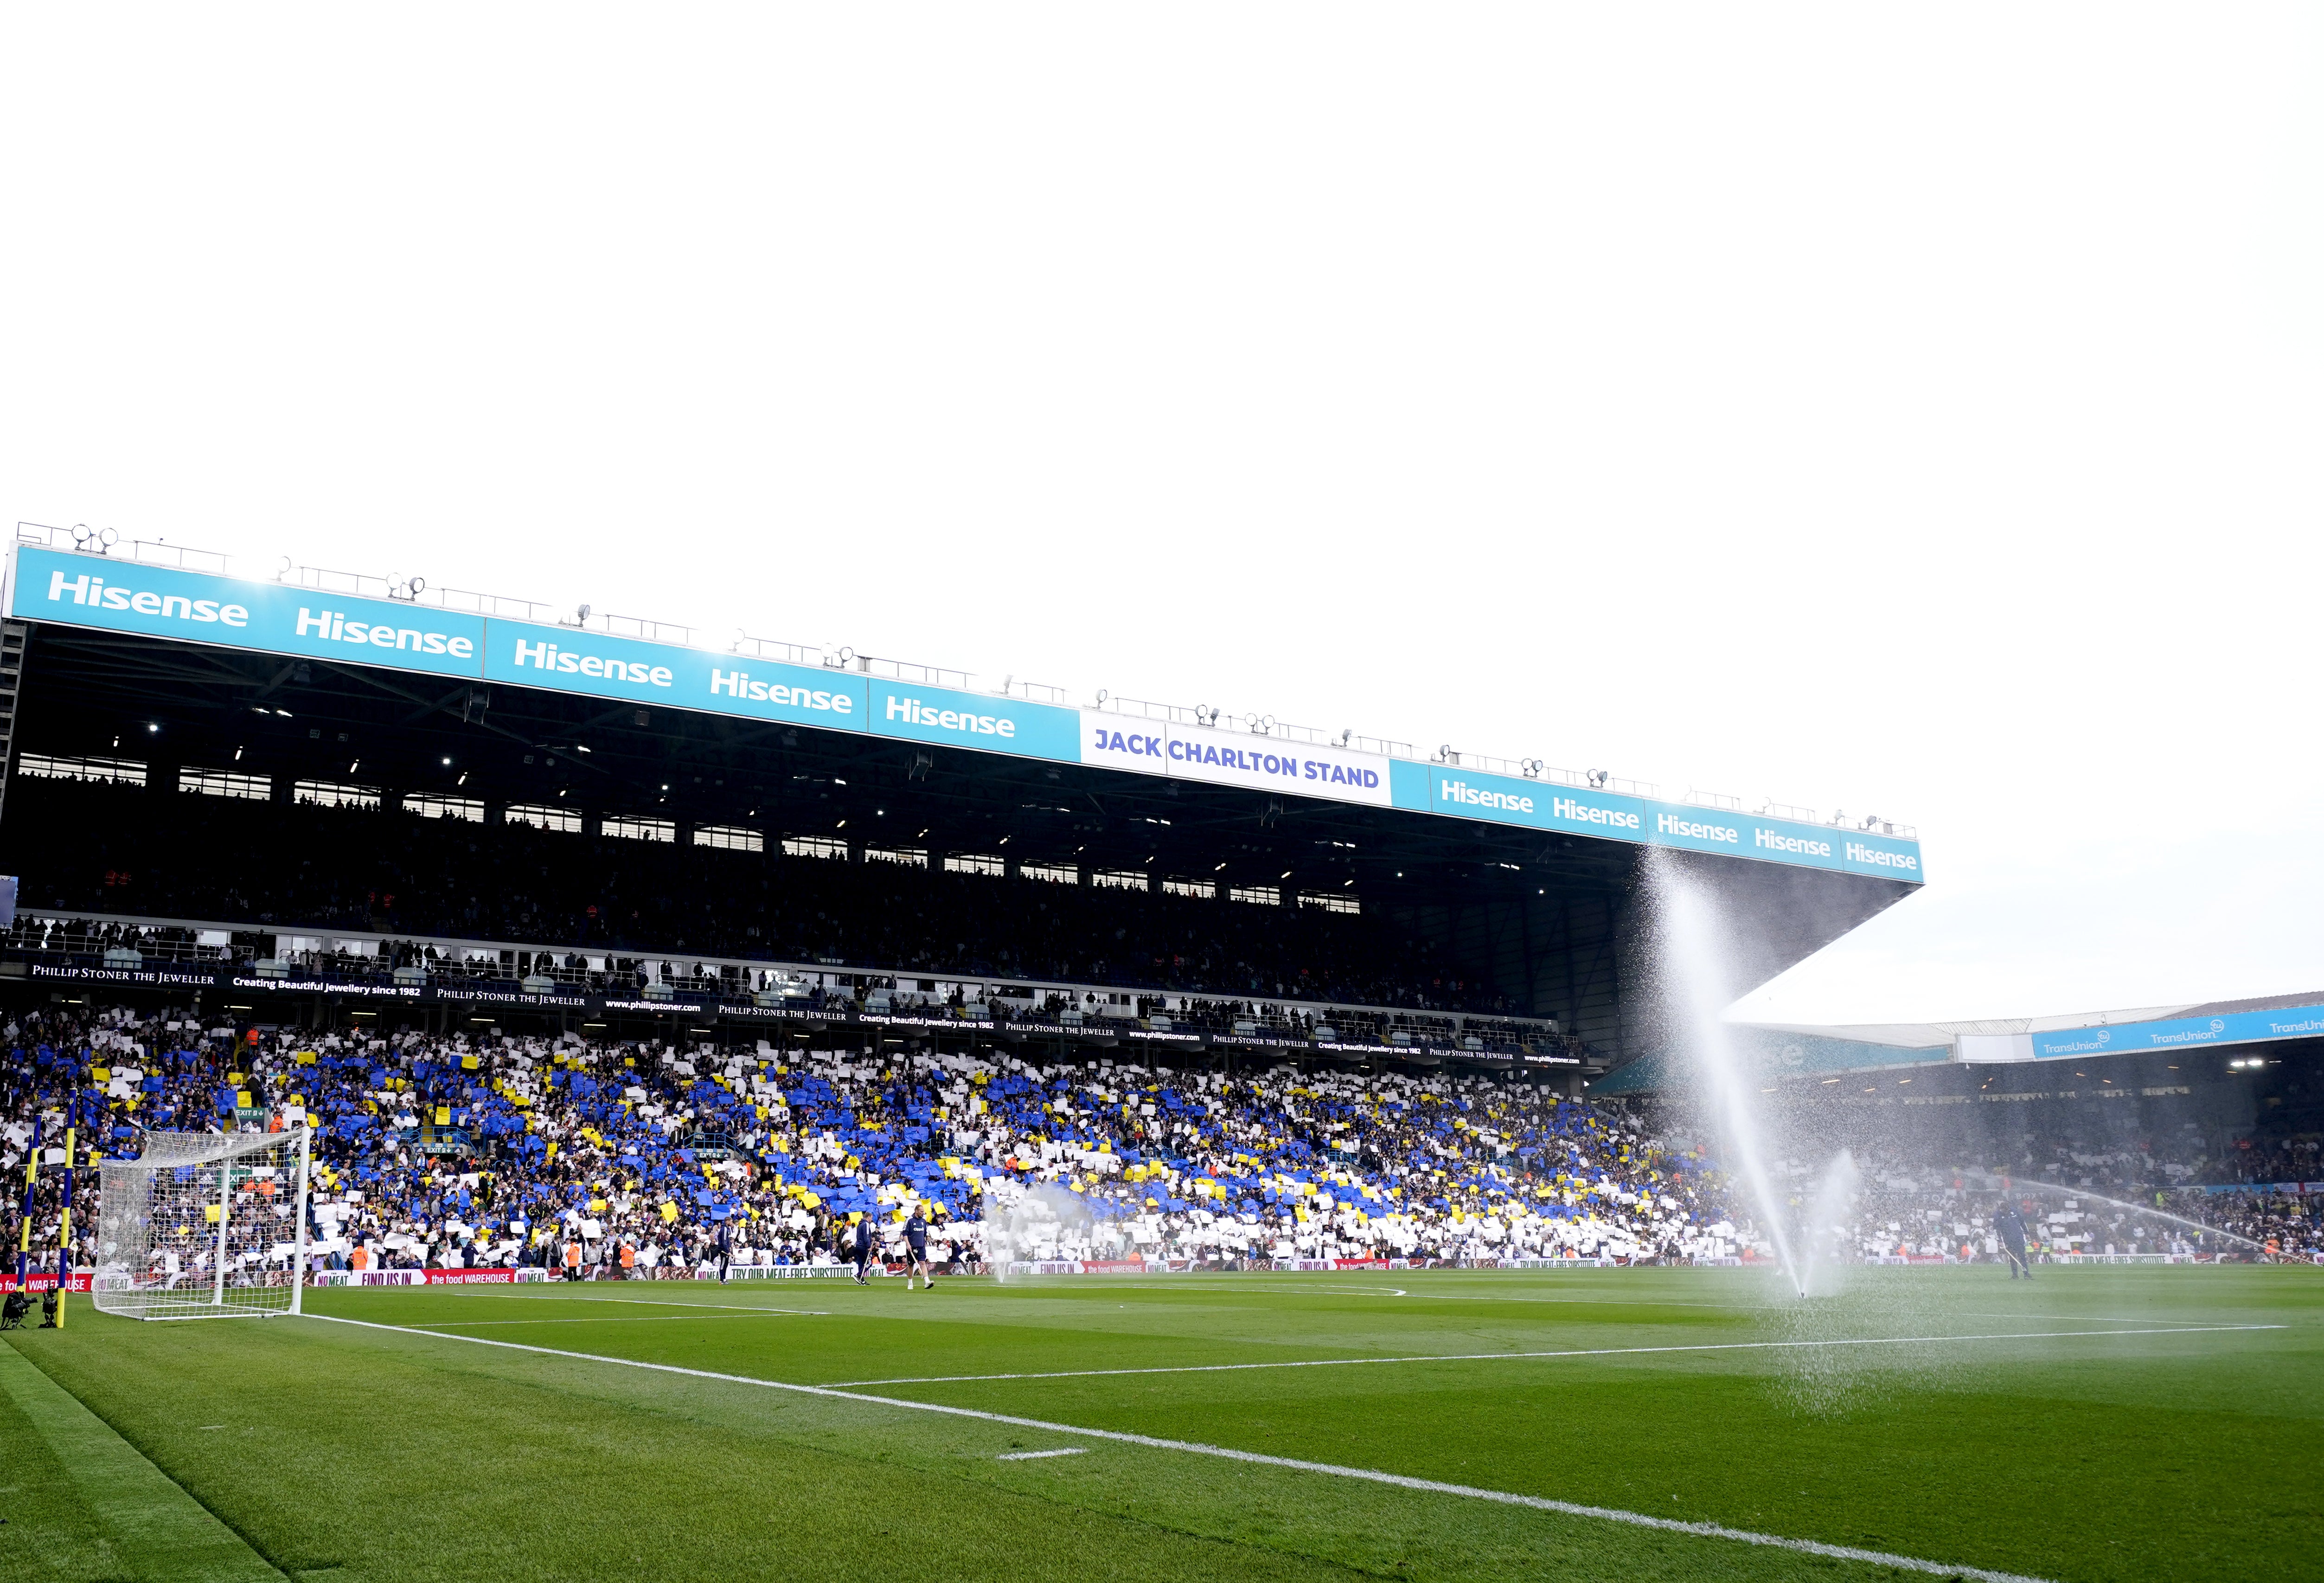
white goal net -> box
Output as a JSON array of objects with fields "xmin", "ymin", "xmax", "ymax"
[{"xmin": 92, "ymin": 1128, "xmax": 313, "ymax": 1321}]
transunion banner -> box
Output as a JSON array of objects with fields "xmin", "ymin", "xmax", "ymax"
[
  {"xmin": 2018, "ymin": 1004, "xmax": 2324, "ymax": 1061},
  {"xmin": 6, "ymin": 545, "xmax": 1924, "ymax": 882}
]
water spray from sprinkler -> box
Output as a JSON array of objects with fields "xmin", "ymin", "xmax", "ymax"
[{"xmin": 1645, "ymin": 853, "xmax": 1806, "ymax": 1296}]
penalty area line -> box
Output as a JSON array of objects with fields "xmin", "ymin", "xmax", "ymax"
[
  {"xmin": 822, "ymin": 1323, "xmax": 2287, "ymax": 1386},
  {"xmin": 305, "ymin": 1312, "xmax": 2052, "ymax": 1583}
]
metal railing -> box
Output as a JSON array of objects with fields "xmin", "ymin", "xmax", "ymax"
[
  {"xmin": 822, "ymin": 648, "xmax": 973, "ymax": 690},
  {"xmin": 1424, "ymin": 748, "xmax": 1657, "ymax": 797},
  {"xmin": 285, "ymin": 566, "xmax": 698, "ymax": 647},
  {"xmin": 1089, "ymin": 694, "xmax": 1415, "ymax": 760},
  {"xmin": 997, "ymin": 678, "xmax": 1070, "ymax": 704},
  {"xmin": 16, "ymin": 522, "xmax": 231, "ymax": 574},
  {"xmin": 583, "ymin": 610, "xmax": 696, "ymax": 647},
  {"xmin": 730, "ymin": 633, "xmax": 825, "ymax": 667},
  {"xmin": 1828, "ymin": 814, "xmax": 1919, "ymax": 840},
  {"xmin": 410, "ymin": 583, "xmax": 563, "ymax": 623}
]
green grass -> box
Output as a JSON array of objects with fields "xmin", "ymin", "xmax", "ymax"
[{"xmin": 4, "ymin": 1266, "xmax": 2319, "ymax": 1583}]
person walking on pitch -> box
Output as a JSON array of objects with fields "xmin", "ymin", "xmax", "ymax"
[
  {"xmin": 850, "ymin": 1213, "xmax": 875, "ymax": 1285},
  {"xmin": 903, "ymin": 1207, "xmax": 935, "ymax": 1290},
  {"xmin": 1995, "ymin": 1200, "xmax": 2033, "ymax": 1279}
]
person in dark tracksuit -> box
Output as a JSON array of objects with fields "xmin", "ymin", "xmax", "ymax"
[
  {"xmin": 1995, "ymin": 1201, "xmax": 2032, "ymax": 1278},
  {"xmin": 904, "ymin": 1208, "xmax": 935, "ymax": 1291},
  {"xmin": 851, "ymin": 1214, "xmax": 875, "ymax": 1285},
  {"xmin": 715, "ymin": 1219, "xmax": 732, "ymax": 1284}
]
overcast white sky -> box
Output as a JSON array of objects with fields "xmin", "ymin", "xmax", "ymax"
[{"xmin": 4, "ymin": 9, "xmax": 2318, "ymax": 1025}]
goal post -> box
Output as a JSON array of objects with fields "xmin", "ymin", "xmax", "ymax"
[{"xmin": 93, "ymin": 1128, "xmax": 313, "ymax": 1321}]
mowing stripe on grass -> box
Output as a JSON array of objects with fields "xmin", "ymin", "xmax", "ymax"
[
  {"xmin": 307, "ymin": 1312, "xmax": 2055, "ymax": 1583},
  {"xmin": 435, "ymin": 1315, "xmax": 826, "ymax": 1328},
  {"xmin": 1049, "ymin": 1281, "xmax": 1412, "ymax": 1297},
  {"xmin": 425, "ymin": 1299, "xmax": 830, "ymax": 1328},
  {"xmin": 822, "ymin": 1323, "xmax": 2286, "ymax": 1385},
  {"xmin": 439, "ymin": 1293, "xmax": 827, "ymax": 1316},
  {"xmin": 0, "ymin": 1340, "xmax": 285, "ymax": 1583}
]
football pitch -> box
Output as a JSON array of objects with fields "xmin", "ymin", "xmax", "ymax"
[{"xmin": 3, "ymin": 1266, "xmax": 2317, "ymax": 1583}]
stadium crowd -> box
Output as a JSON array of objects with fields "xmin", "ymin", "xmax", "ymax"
[
  {"xmin": 8, "ymin": 996, "xmax": 2314, "ymax": 1288},
  {"xmin": 6, "ymin": 1000, "xmax": 1723, "ymax": 1283},
  {"xmin": 1732, "ymin": 1136, "xmax": 2324, "ymax": 1264}
]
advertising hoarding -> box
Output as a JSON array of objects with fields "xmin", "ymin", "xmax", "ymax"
[
  {"xmin": 2023, "ymin": 1005, "xmax": 2324, "ymax": 1060},
  {"xmin": 5, "ymin": 545, "xmax": 1925, "ymax": 883}
]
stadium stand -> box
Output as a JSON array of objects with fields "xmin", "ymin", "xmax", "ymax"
[{"xmin": 5, "ymin": 536, "xmax": 2306, "ymax": 1289}]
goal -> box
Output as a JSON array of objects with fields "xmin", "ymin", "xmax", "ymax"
[{"xmin": 91, "ymin": 1128, "xmax": 313, "ymax": 1321}]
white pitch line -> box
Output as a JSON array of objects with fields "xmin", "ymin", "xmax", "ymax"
[
  {"xmin": 996, "ymin": 1447, "xmax": 1088, "ymax": 1461},
  {"xmin": 307, "ymin": 1313, "xmax": 2054, "ymax": 1583},
  {"xmin": 822, "ymin": 1324, "xmax": 2286, "ymax": 1386}
]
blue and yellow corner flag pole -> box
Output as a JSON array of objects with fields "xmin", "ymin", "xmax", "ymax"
[
  {"xmin": 12, "ymin": 1113, "xmax": 38, "ymax": 1294},
  {"xmin": 53, "ymin": 1097, "xmax": 77, "ymax": 1327}
]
